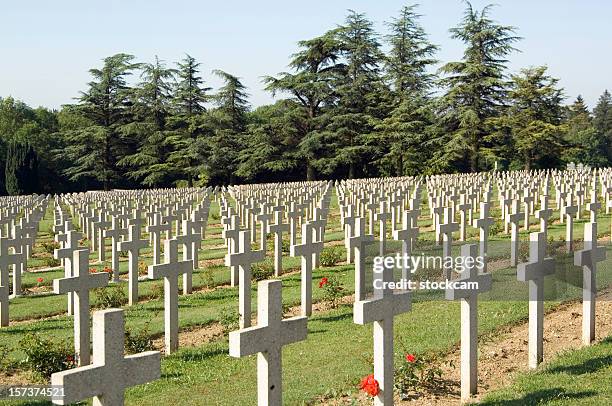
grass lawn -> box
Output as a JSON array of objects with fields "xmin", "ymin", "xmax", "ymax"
[{"xmin": 480, "ymin": 335, "xmax": 612, "ymax": 405}]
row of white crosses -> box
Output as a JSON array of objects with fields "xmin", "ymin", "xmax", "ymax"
[
  {"xmin": 225, "ymin": 181, "xmax": 333, "ymax": 404},
  {"xmin": 336, "ymin": 168, "xmax": 609, "ymax": 405},
  {"xmin": 0, "ymin": 195, "xmax": 47, "ymax": 326},
  {"xmin": 45, "ymin": 188, "xmax": 212, "ymax": 405}
]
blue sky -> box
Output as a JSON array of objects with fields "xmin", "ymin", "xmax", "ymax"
[{"xmin": 1, "ymin": 0, "xmax": 610, "ymax": 110}]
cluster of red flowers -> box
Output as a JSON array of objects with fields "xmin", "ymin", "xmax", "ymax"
[
  {"xmin": 89, "ymin": 268, "xmax": 97, "ymax": 274},
  {"xmin": 405, "ymin": 353, "xmax": 416, "ymax": 363},
  {"xmin": 318, "ymin": 277, "xmax": 329, "ymax": 288},
  {"xmin": 359, "ymin": 374, "xmax": 380, "ymax": 397},
  {"xmin": 36, "ymin": 277, "xmax": 44, "ymax": 283},
  {"xmin": 103, "ymin": 267, "xmax": 112, "ymax": 273}
]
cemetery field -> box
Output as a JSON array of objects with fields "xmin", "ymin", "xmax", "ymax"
[{"xmin": 1, "ymin": 175, "xmax": 612, "ymax": 405}]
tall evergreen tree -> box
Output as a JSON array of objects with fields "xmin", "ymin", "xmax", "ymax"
[
  {"xmin": 492, "ymin": 66, "xmax": 564, "ymax": 169},
  {"xmin": 167, "ymin": 54, "xmax": 211, "ymax": 186},
  {"xmin": 434, "ymin": 2, "xmax": 520, "ymax": 172},
  {"xmin": 593, "ymin": 90, "xmax": 612, "ymax": 164},
  {"xmin": 119, "ymin": 56, "xmax": 177, "ymax": 186},
  {"xmin": 324, "ymin": 10, "xmax": 385, "ymax": 178},
  {"xmin": 376, "ymin": 4, "xmax": 438, "ymax": 176},
  {"xmin": 204, "ymin": 70, "xmax": 250, "ymax": 184},
  {"xmin": 5, "ymin": 139, "xmax": 38, "ymax": 195},
  {"xmin": 263, "ymin": 31, "xmax": 341, "ymax": 180},
  {"xmin": 563, "ymin": 96, "xmax": 606, "ymax": 166},
  {"xmin": 60, "ymin": 53, "xmax": 139, "ymax": 190}
]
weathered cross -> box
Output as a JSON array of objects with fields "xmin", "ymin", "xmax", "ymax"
[
  {"xmin": 439, "ymin": 207, "xmax": 459, "ymax": 280},
  {"xmin": 148, "ymin": 238, "xmax": 193, "ymax": 354},
  {"xmin": 517, "ymin": 232, "xmax": 555, "ymax": 368},
  {"xmin": 118, "ymin": 223, "xmax": 149, "ymax": 305},
  {"xmin": 290, "ymin": 222, "xmax": 323, "ymax": 316},
  {"xmin": 51, "ymin": 308, "xmax": 160, "ymax": 406},
  {"xmin": 354, "ymin": 261, "xmax": 411, "ymax": 405},
  {"xmin": 473, "ymin": 202, "xmax": 494, "ymax": 273},
  {"xmin": 225, "ymin": 230, "xmax": 265, "ymax": 328},
  {"xmin": 0, "ymin": 236, "xmax": 24, "ymax": 326},
  {"xmin": 508, "ymin": 200, "xmax": 523, "ymax": 266},
  {"xmin": 54, "ymin": 249, "xmax": 109, "ymax": 365},
  {"xmin": 393, "ymin": 210, "xmax": 419, "ymax": 283},
  {"xmin": 445, "ymin": 244, "xmax": 492, "ymax": 401},
  {"xmin": 229, "ymin": 280, "xmax": 307, "ymax": 406},
  {"xmin": 348, "ymin": 217, "xmax": 376, "ymax": 301},
  {"xmin": 54, "ymin": 229, "xmax": 83, "ymax": 314},
  {"xmin": 574, "ymin": 206, "xmax": 606, "ymax": 345},
  {"xmin": 267, "ymin": 206, "xmax": 289, "ymax": 276},
  {"xmin": 103, "ymin": 216, "xmax": 127, "ymax": 283}
]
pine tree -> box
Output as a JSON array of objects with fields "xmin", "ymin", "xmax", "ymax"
[
  {"xmin": 166, "ymin": 55, "xmax": 211, "ymax": 186},
  {"xmin": 204, "ymin": 70, "xmax": 250, "ymax": 185},
  {"xmin": 60, "ymin": 54, "xmax": 139, "ymax": 190},
  {"xmin": 376, "ymin": 4, "xmax": 438, "ymax": 176},
  {"xmin": 119, "ymin": 56, "xmax": 177, "ymax": 186},
  {"xmin": 492, "ymin": 66, "xmax": 564, "ymax": 169},
  {"xmin": 592, "ymin": 90, "xmax": 612, "ymax": 164},
  {"xmin": 263, "ymin": 31, "xmax": 341, "ymax": 180},
  {"xmin": 563, "ymin": 96, "xmax": 606, "ymax": 166},
  {"xmin": 5, "ymin": 140, "xmax": 38, "ymax": 195},
  {"xmin": 435, "ymin": 2, "xmax": 520, "ymax": 172},
  {"xmin": 325, "ymin": 10, "xmax": 385, "ymax": 178}
]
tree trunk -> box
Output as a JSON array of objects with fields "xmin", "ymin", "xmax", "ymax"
[{"xmin": 306, "ymin": 163, "xmax": 316, "ymax": 181}]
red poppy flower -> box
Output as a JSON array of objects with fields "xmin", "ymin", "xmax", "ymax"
[
  {"xmin": 405, "ymin": 353, "xmax": 416, "ymax": 363},
  {"xmin": 36, "ymin": 277, "xmax": 44, "ymax": 283},
  {"xmin": 359, "ymin": 374, "xmax": 380, "ymax": 397},
  {"xmin": 66, "ymin": 355, "xmax": 74, "ymax": 363},
  {"xmin": 319, "ymin": 277, "xmax": 329, "ymax": 288}
]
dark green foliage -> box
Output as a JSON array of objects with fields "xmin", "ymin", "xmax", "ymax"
[
  {"xmin": 5, "ymin": 139, "xmax": 39, "ymax": 195},
  {"xmin": 18, "ymin": 332, "xmax": 76, "ymax": 381},
  {"xmin": 93, "ymin": 285, "xmax": 128, "ymax": 308},
  {"xmin": 125, "ymin": 322, "xmax": 155, "ymax": 354}
]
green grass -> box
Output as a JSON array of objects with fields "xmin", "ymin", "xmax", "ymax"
[{"xmin": 480, "ymin": 335, "xmax": 612, "ymax": 405}]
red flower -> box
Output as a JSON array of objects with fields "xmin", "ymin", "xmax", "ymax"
[
  {"xmin": 89, "ymin": 268, "xmax": 97, "ymax": 274},
  {"xmin": 36, "ymin": 277, "xmax": 44, "ymax": 283},
  {"xmin": 66, "ymin": 355, "xmax": 74, "ymax": 363},
  {"xmin": 318, "ymin": 277, "xmax": 329, "ymax": 288},
  {"xmin": 405, "ymin": 353, "xmax": 416, "ymax": 363},
  {"xmin": 359, "ymin": 374, "xmax": 380, "ymax": 397}
]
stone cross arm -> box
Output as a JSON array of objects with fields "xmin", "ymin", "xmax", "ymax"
[
  {"xmin": 229, "ymin": 316, "xmax": 307, "ymax": 357},
  {"xmin": 353, "ymin": 292, "xmax": 411, "ymax": 325},
  {"xmin": 53, "ymin": 272, "xmax": 108, "ymax": 295},
  {"xmin": 51, "ymin": 309, "xmax": 160, "ymax": 406},
  {"xmin": 148, "ymin": 259, "xmax": 192, "ymax": 280},
  {"xmin": 517, "ymin": 257, "xmax": 555, "ymax": 282}
]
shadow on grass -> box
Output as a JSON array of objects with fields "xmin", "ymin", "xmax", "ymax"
[
  {"xmin": 546, "ymin": 355, "xmax": 612, "ymax": 375},
  {"xmin": 480, "ymin": 388, "xmax": 597, "ymax": 405}
]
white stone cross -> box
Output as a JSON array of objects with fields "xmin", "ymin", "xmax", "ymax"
[
  {"xmin": 375, "ymin": 201, "xmax": 391, "ymax": 256},
  {"xmin": 0, "ymin": 236, "xmax": 24, "ymax": 326},
  {"xmin": 103, "ymin": 216, "xmax": 127, "ymax": 283},
  {"xmin": 354, "ymin": 261, "xmax": 411, "ymax": 405},
  {"xmin": 51, "ymin": 308, "xmax": 160, "ymax": 406},
  {"xmin": 54, "ymin": 230, "xmax": 83, "ymax": 315},
  {"xmin": 517, "ymin": 232, "xmax": 555, "ymax": 368},
  {"xmin": 563, "ymin": 194, "xmax": 578, "ymax": 252},
  {"xmin": 229, "ymin": 279, "xmax": 307, "ymax": 406},
  {"xmin": 393, "ymin": 210, "xmax": 419, "ymax": 283},
  {"xmin": 118, "ymin": 223, "xmax": 149, "ymax": 305},
  {"xmin": 222, "ymin": 215, "xmax": 241, "ymax": 287},
  {"xmin": 267, "ymin": 207, "xmax": 289, "ymax": 277},
  {"xmin": 54, "ymin": 249, "xmax": 109, "ymax": 366},
  {"xmin": 225, "ymin": 230, "xmax": 265, "ymax": 328},
  {"xmin": 574, "ymin": 215, "xmax": 606, "ymax": 345},
  {"xmin": 473, "ymin": 202, "xmax": 494, "ymax": 273},
  {"xmin": 508, "ymin": 200, "xmax": 523, "ymax": 266},
  {"xmin": 439, "ymin": 207, "xmax": 459, "ymax": 280},
  {"xmin": 445, "ymin": 244, "xmax": 492, "ymax": 401},
  {"xmin": 348, "ymin": 217, "xmax": 376, "ymax": 301},
  {"xmin": 148, "ymin": 238, "xmax": 192, "ymax": 354},
  {"xmin": 290, "ymin": 222, "xmax": 323, "ymax": 316},
  {"xmin": 146, "ymin": 212, "xmax": 170, "ymax": 266},
  {"xmin": 176, "ymin": 219, "xmax": 201, "ymax": 295}
]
